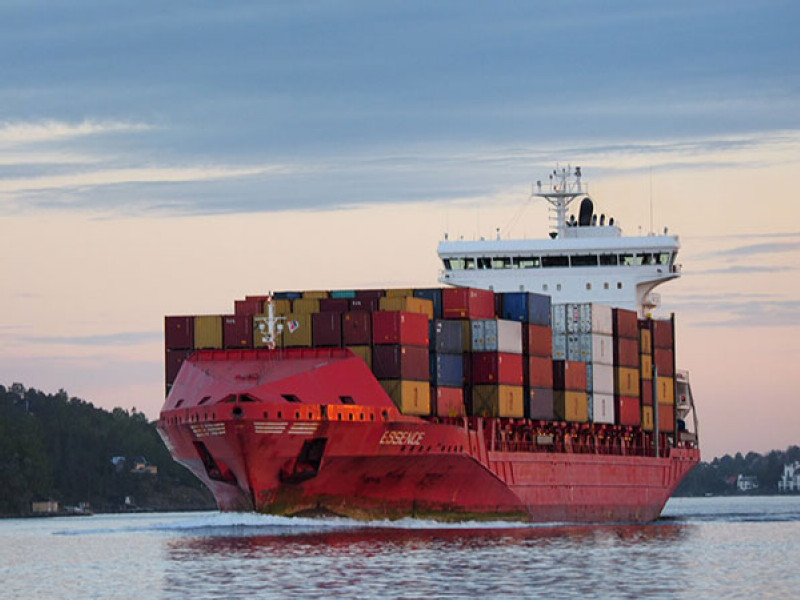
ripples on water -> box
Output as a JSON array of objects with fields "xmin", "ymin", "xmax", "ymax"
[{"xmin": 0, "ymin": 496, "xmax": 798, "ymax": 599}]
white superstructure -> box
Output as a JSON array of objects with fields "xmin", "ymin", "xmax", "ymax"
[{"xmin": 438, "ymin": 166, "xmax": 681, "ymax": 314}]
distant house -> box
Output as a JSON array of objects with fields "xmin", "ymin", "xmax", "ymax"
[
  {"xmin": 736, "ymin": 474, "xmax": 759, "ymax": 492},
  {"xmin": 32, "ymin": 500, "xmax": 59, "ymax": 514},
  {"xmin": 778, "ymin": 461, "xmax": 800, "ymax": 493}
]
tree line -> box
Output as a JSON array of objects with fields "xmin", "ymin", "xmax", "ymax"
[{"xmin": 0, "ymin": 384, "xmax": 214, "ymax": 516}]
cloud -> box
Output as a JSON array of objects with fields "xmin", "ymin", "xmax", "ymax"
[
  {"xmin": 671, "ymin": 293, "xmax": 800, "ymax": 327},
  {"xmin": 0, "ymin": 119, "xmax": 151, "ymax": 145},
  {"xmin": 698, "ymin": 241, "xmax": 800, "ymax": 260},
  {"xmin": 685, "ymin": 265, "xmax": 799, "ymax": 276},
  {"xmin": 19, "ymin": 331, "xmax": 162, "ymax": 347}
]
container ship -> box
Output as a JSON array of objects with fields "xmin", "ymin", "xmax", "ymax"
[{"xmin": 158, "ymin": 167, "xmax": 700, "ymax": 522}]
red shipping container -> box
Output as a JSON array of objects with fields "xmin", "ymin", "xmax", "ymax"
[
  {"xmin": 653, "ymin": 319, "xmax": 674, "ymax": 349},
  {"xmin": 165, "ymin": 348, "xmax": 192, "ymax": 387},
  {"xmin": 349, "ymin": 297, "xmax": 380, "ymax": 312},
  {"xmin": 524, "ymin": 324, "xmax": 553, "ymax": 357},
  {"xmin": 657, "ymin": 403, "xmax": 675, "ymax": 432},
  {"xmin": 342, "ymin": 311, "xmax": 372, "ymax": 345},
  {"xmin": 434, "ymin": 386, "xmax": 465, "ymax": 417},
  {"xmin": 527, "ymin": 356, "xmax": 554, "ymax": 388},
  {"xmin": 613, "ymin": 308, "xmax": 639, "ymax": 339},
  {"xmin": 552, "ymin": 360, "xmax": 587, "ymax": 391},
  {"xmin": 372, "ymin": 311, "xmax": 429, "ymax": 347},
  {"xmin": 355, "ymin": 289, "xmax": 386, "ymax": 300},
  {"xmin": 372, "ymin": 345, "xmax": 429, "ymax": 380},
  {"xmin": 471, "ymin": 352, "xmax": 524, "ymax": 385},
  {"xmin": 223, "ymin": 314, "xmax": 253, "ymax": 349},
  {"xmin": 319, "ymin": 298, "xmax": 350, "ymax": 314},
  {"xmin": 312, "ymin": 312, "xmax": 342, "ymax": 347},
  {"xmin": 165, "ymin": 316, "xmax": 194, "ymax": 350},
  {"xmin": 654, "ymin": 348, "xmax": 674, "ymax": 376},
  {"xmin": 642, "ymin": 380, "xmax": 654, "ymax": 405},
  {"xmin": 615, "ymin": 395, "xmax": 641, "ymax": 426},
  {"xmin": 443, "ymin": 287, "xmax": 495, "ymax": 320},
  {"xmin": 234, "ymin": 298, "xmax": 264, "ymax": 316},
  {"xmin": 614, "ymin": 337, "xmax": 640, "ymax": 368}
]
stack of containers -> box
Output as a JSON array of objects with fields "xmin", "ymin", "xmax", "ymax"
[
  {"xmin": 613, "ymin": 308, "xmax": 642, "ymax": 427},
  {"xmin": 373, "ymin": 310, "xmax": 431, "ymax": 415},
  {"xmin": 164, "ymin": 316, "xmax": 195, "ymax": 394},
  {"xmin": 565, "ymin": 304, "xmax": 615, "ymax": 423},
  {"xmin": 468, "ymin": 318, "xmax": 525, "ymax": 418},
  {"xmin": 429, "ymin": 319, "xmax": 465, "ymax": 417},
  {"xmin": 501, "ymin": 292, "xmax": 554, "ymax": 420},
  {"xmin": 637, "ymin": 321, "xmax": 653, "ymax": 427},
  {"xmin": 648, "ymin": 318, "xmax": 676, "ymax": 433},
  {"xmin": 552, "ymin": 359, "xmax": 589, "ymax": 421}
]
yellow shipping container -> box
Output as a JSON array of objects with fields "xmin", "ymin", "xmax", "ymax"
[
  {"xmin": 302, "ymin": 290, "xmax": 329, "ymax": 299},
  {"xmin": 378, "ymin": 296, "xmax": 434, "ymax": 319},
  {"xmin": 642, "ymin": 405, "xmax": 654, "ymax": 431},
  {"xmin": 554, "ymin": 391, "xmax": 589, "ymax": 422},
  {"xmin": 614, "ymin": 367, "xmax": 640, "ymax": 397},
  {"xmin": 194, "ymin": 315, "xmax": 223, "ymax": 349},
  {"xmin": 267, "ymin": 298, "xmax": 292, "ymax": 314},
  {"xmin": 471, "ymin": 385, "xmax": 525, "ymax": 418},
  {"xmin": 640, "ymin": 354, "xmax": 653, "ymax": 381},
  {"xmin": 380, "ymin": 380, "xmax": 430, "ymax": 415},
  {"xmin": 657, "ymin": 376, "xmax": 675, "ymax": 405},
  {"xmin": 292, "ymin": 298, "xmax": 321, "ymax": 314},
  {"xmin": 281, "ymin": 313, "xmax": 313, "ymax": 347},
  {"xmin": 385, "ymin": 288, "xmax": 414, "ymax": 298},
  {"xmin": 640, "ymin": 329, "xmax": 652, "ymax": 354},
  {"xmin": 346, "ymin": 345, "xmax": 372, "ymax": 369}
]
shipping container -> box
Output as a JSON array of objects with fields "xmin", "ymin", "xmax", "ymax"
[
  {"xmin": 613, "ymin": 337, "xmax": 640, "ymax": 368},
  {"xmin": 471, "ymin": 385, "xmax": 525, "ymax": 418},
  {"xmin": 272, "ymin": 291, "xmax": 302, "ymax": 300},
  {"xmin": 355, "ymin": 289, "xmax": 386, "ymax": 300},
  {"xmin": 342, "ymin": 311, "xmax": 372, "ymax": 346},
  {"xmin": 642, "ymin": 404, "xmax": 675, "ymax": 432},
  {"xmin": 312, "ymin": 312, "xmax": 342, "ymax": 347},
  {"xmin": 566, "ymin": 333, "xmax": 582, "ymax": 362},
  {"xmin": 385, "ymin": 288, "xmax": 415, "ymax": 298},
  {"xmin": 380, "ymin": 380, "xmax": 430, "ymax": 415},
  {"xmin": 471, "ymin": 352, "xmax": 524, "ymax": 385},
  {"xmin": 194, "ymin": 315, "xmax": 223, "ymax": 349},
  {"xmin": 653, "ymin": 319, "xmax": 674, "ymax": 349},
  {"xmin": 413, "ymin": 288, "xmax": 444, "ymax": 319},
  {"xmin": 613, "ymin": 308, "xmax": 639, "ymax": 339},
  {"xmin": 165, "ymin": 316, "xmax": 194, "ymax": 350},
  {"xmin": 500, "ymin": 292, "xmax": 552, "ymax": 326},
  {"xmin": 527, "ymin": 356, "xmax": 554, "ymax": 388},
  {"xmin": 641, "ymin": 381, "xmax": 653, "ymax": 405},
  {"xmin": 552, "ymin": 332, "xmax": 567, "ymax": 360},
  {"xmin": 281, "ymin": 313, "xmax": 313, "ymax": 347},
  {"xmin": 348, "ymin": 297, "xmax": 380, "ymax": 312},
  {"xmin": 470, "ymin": 319, "xmax": 522, "ymax": 354},
  {"xmin": 165, "ymin": 348, "xmax": 192, "ymax": 387},
  {"xmin": 552, "ymin": 360, "xmax": 587, "ymax": 391},
  {"xmin": 234, "ymin": 298, "xmax": 264, "ymax": 316},
  {"xmin": 614, "ymin": 367, "xmax": 640, "ymax": 397},
  {"xmin": 551, "ymin": 304, "xmax": 567, "ymax": 333},
  {"xmin": 586, "ymin": 363, "xmax": 614, "ymax": 394},
  {"xmin": 379, "ymin": 296, "xmax": 434, "ymax": 319},
  {"xmin": 554, "ymin": 391, "xmax": 589, "ymax": 422},
  {"xmin": 223, "ymin": 314, "xmax": 253, "ymax": 349},
  {"xmin": 526, "ymin": 387, "xmax": 555, "ymax": 420},
  {"xmin": 639, "ymin": 326, "xmax": 652, "ymax": 355},
  {"xmin": 433, "ymin": 386, "xmax": 465, "ymax": 418},
  {"xmin": 642, "ymin": 405, "xmax": 654, "ymax": 431},
  {"xmin": 615, "ymin": 395, "xmax": 642, "ymax": 427},
  {"xmin": 372, "ymin": 345, "xmax": 429, "ymax": 380},
  {"xmin": 443, "ymin": 287, "xmax": 495, "ymax": 320},
  {"xmin": 591, "ymin": 392, "xmax": 615, "ymax": 424},
  {"xmin": 330, "ymin": 290, "xmax": 357, "ymax": 299},
  {"xmin": 430, "ymin": 319, "xmax": 463, "ymax": 354},
  {"xmin": 372, "ymin": 311, "xmax": 429, "ymax": 347},
  {"xmin": 346, "ymin": 345, "xmax": 372, "ymax": 369},
  {"xmin": 654, "ymin": 348, "xmax": 674, "ymax": 376},
  {"xmin": 523, "ymin": 324, "xmax": 553, "ymax": 357},
  {"xmin": 319, "ymin": 298, "xmax": 350, "ymax": 314},
  {"xmin": 566, "ymin": 303, "xmax": 612, "ymax": 335},
  {"xmin": 430, "ymin": 352, "xmax": 463, "ymax": 387},
  {"xmin": 578, "ymin": 332, "xmax": 614, "ymax": 364},
  {"xmin": 640, "ymin": 354, "xmax": 653, "ymax": 381},
  {"xmin": 302, "ymin": 290, "xmax": 329, "ymax": 299},
  {"xmin": 657, "ymin": 376, "xmax": 676, "ymax": 405},
  {"xmin": 269, "ymin": 298, "xmax": 293, "ymax": 314},
  {"xmin": 292, "ymin": 298, "xmax": 321, "ymax": 314}
]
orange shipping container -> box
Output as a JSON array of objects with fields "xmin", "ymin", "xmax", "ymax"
[
  {"xmin": 434, "ymin": 386, "xmax": 465, "ymax": 418},
  {"xmin": 379, "ymin": 296, "xmax": 434, "ymax": 319},
  {"xmin": 292, "ymin": 298, "xmax": 321, "ymax": 314},
  {"xmin": 471, "ymin": 385, "xmax": 524, "ymax": 418},
  {"xmin": 554, "ymin": 391, "xmax": 589, "ymax": 423},
  {"xmin": 194, "ymin": 315, "xmax": 223, "ymax": 349},
  {"xmin": 282, "ymin": 313, "xmax": 313, "ymax": 347},
  {"xmin": 640, "ymin": 354, "xmax": 653, "ymax": 381},
  {"xmin": 380, "ymin": 380, "xmax": 430, "ymax": 416},
  {"xmin": 614, "ymin": 367, "xmax": 640, "ymax": 397},
  {"xmin": 302, "ymin": 290, "xmax": 329, "ymax": 299},
  {"xmin": 642, "ymin": 404, "xmax": 674, "ymax": 432},
  {"xmin": 384, "ymin": 288, "xmax": 415, "ymax": 298},
  {"xmin": 657, "ymin": 376, "xmax": 675, "ymax": 405},
  {"xmin": 639, "ymin": 327, "xmax": 652, "ymax": 355}
]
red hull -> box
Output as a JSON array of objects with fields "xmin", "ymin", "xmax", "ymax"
[{"xmin": 158, "ymin": 349, "xmax": 699, "ymax": 523}]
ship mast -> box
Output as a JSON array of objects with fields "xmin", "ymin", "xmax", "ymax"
[{"xmin": 533, "ymin": 165, "xmax": 586, "ymax": 238}]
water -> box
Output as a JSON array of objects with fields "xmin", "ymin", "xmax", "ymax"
[{"xmin": 1, "ymin": 496, "xmax": 799, "ymax": 599}]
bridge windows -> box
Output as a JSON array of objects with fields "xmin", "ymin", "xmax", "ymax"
[
  {"xmin": 571, "ymin": 254, "xmax": 599, "ymax": 267},
  {"xmin": 542, "ymin": 255, "xmax": 569, "ymax": 268},
  {"xmin": 442, "ymin": 250, "xmax": 673, "ymax": 271},
  {"xmin": 599, "ymin": 254, "xmax": 618, "ymax": 266}
]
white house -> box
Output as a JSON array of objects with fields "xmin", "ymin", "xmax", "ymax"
[{"xmin": 778, "ymin": 461, "xmax": 800, "ymax": 493}]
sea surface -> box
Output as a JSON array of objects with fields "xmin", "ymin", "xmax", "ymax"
[{"xmin": 1, "ymin": 496, "xmax": 798, "ymax": 599}]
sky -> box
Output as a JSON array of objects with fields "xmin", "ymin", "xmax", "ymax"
[{"xmin": 1, "ymin": 1, "xmax": 799, "ymax": 460}]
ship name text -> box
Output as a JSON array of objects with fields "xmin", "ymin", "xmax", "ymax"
[{"xmin": 379, "ymin": 430, "xmax": 425, "ymax": 446}]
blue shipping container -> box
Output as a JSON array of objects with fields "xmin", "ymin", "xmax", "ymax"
[
  {"xmin": 430, "ymin": 319, "xmax": 463, "ymax": 353},
  {"xmin": 413, "ymin": 288, "xmax": 444, "ymax": 319},
  {"xmin": 273, "ymin": 291, "xmax": 302, "ymax": 300},
  {"xmin": 501, "ymin": 292, "xmax": 552, "ymax": 326},
  {"xmin": 330, "ymin": 290, "xmax": 357, "ymax": 299},
  {"xmin": 430, "ymin": 352, "xmax": 464, "ymax": 387}
]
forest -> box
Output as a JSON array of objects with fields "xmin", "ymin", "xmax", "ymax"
[{"xmin": 0, "ymin": 384, "xmax": 214, "ymax": 516}]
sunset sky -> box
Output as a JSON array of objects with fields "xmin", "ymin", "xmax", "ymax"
[{"xmin": 2, "ymin": 2, "xmax": 798, "ymax": 460}]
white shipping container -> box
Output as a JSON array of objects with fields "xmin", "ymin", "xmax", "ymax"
[
  {"xmin": 495, "ymin": 319, "xmax": 523, "ymax": 354},
  {"xmin": 566, "ymin": 303, "xmax": 582, "ymax": 334},
  {"xmin": 553, "ymin": 332, "xmax": 567, "ymax": 360},
  {"xmin": 578, "ymin": 333, "xmax": 614, "ymax": 365},
  {"xmin": 583, "ymin": 304, "xmax": 613, "ymax": 335},
  {"xmin": 587, "ymin": 363, "xmax": 615, "ymax": 394},
  {"xmin": 567, "ymin": 333, "xmax": 581, "ymax": 362},
  {"xmin": 591, "ymin": 392, "xmax": 615, "ymax": 424},
  {"xmin": 552, "ymin": 304, "xmax": 567, "ymax": 333}
]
